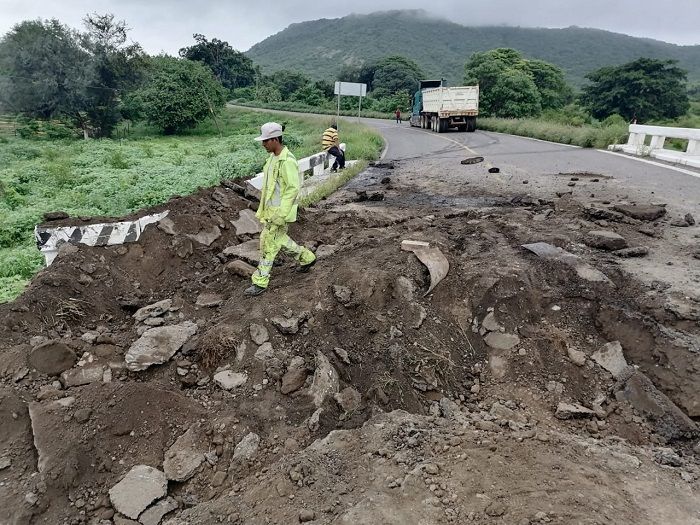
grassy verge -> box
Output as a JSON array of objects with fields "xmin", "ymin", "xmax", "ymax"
[
  {"xmin": 477, "ymin": 117, "xmax": 629, "ymax": 149},
  {"xmin": 233, "ymin": 100, "xmax": 395, "ymax": 120},
  {"xmin": 300, "ymin": 161, "xmax": 369, "ymax": 208},
  {"xmin": 0, "ymin": 108, "xmax": 383, "ymax": 302}
]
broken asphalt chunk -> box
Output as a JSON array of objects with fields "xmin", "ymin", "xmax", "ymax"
[
  {"xmin": 522, "ymin": 242, "xmax": 611, "ymax": 284},
  {"xmin": 401, "ymin": 240, "xmax": 449, "ymax": 296}
]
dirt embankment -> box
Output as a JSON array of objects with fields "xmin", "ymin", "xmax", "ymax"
[{"xmin": 0, "ymin": 161, "xmax": 698, "ymax": 525}]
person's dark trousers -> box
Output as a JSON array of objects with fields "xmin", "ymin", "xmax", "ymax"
[{"xmin": 328, "ymin": 145, "xmax": 345, "ymax": 170}]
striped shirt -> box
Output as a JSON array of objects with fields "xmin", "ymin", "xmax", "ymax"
[{"xmin": 322, "ymin": 127, "xmax": 339, "ymax": 150}]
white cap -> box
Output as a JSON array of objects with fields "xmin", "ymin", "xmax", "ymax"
[{"xmin": 255, "ymin": 122, "xmax": 283, "ymax": 141}]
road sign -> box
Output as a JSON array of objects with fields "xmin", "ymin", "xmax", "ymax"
[{"xmin": 334, "ymin": 82, "xmax": 367, "ymax": 97}]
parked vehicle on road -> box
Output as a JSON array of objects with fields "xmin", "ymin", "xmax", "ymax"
[{"xmin": 410, "ymin": 79, "xmax": 479, "ymax": 133}]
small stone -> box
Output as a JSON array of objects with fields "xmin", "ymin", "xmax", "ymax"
[
  {"xmin": 196, "ymin": 293, "xmax": 223, "ymax": 308},
  {"xmin": 225, "ymin": 260, "xmax": 256, "ymax": 278},
  {"xmin": 233, "ymin": 432, "xmax": 260, "ymax": 462},
  {"xmin": 613, "ymin": 246, "xmax": 649, "ymax": 258},
  {"xmin": 333, "ymin": 347, "xmax": 351, "ymax": 365},
  {"xmin": 334, "ymin": 387, "xmax": 361, "ymax": 412},
  {"xmin": 213, "ymin": 371, "xmax": 248, "ymax": 390},
  {"xmin": 0, "ymin": 457, "xmax": 11, "ymax": 470},
  {"xmin": 481, "ymin": 312, "xmax": 502, "ymax": 332},
  {"xmin": 254, "ymin": 342, "xmax": 274, "ymax": 361},
  {"xmin": 60, "ymin": 366, "xmax": 104, "ymax": 387},
  {"xmin": 567, "ymin": 347, "xmax": 587, "ymax": 367},
  {"xmin": 483, "ymin": 332, "xmax": 520, "ymax": 350},
  {"xmin": 249, "ymin": 323, "xmax": 270, "ymax": 345},
  {"xmin": 132, "ymin": 299, "xmax": 172, "ymax": 322},
  {"xmin": 584, "ymin": 230, "xmax": 628, "ymax": 251},
  {"xmin": 299, "ymin": 509, "xmax": 316, "ymax": 522},
  {"xmin": 485, "ymin": 501, "xmax": 507, "ymax": 517},
  {"xmin": 423, "ymin": 463, "xmax": 439, "ymax": 475},
  {"xmin": 555, "ymin": 402, "xmax": 595, "ymax": 420},
  {"xmin": 212, "ymin": 471, "xmax": 227, "ymax": 487},
  {"xmin": 332, "ymin": 285, "xmax": 352, "ymax": 305},
  {"xmin": 74, "ymin": 408, "xmax": 92, "ymax": 423}
]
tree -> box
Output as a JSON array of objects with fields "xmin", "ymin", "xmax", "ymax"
[
  {"xmin": 489, "ymin": 69, "xmax": 542, "ymax": 118},
  {"xmin": 179, "ymin": 34, "xmax": 255, "ymax": 91},
  {"xmin": 581, "ymin": 58, "xmax": 690, "ymax": 122},
  {"xmin": 0, "ymin": 19, "xmax": 91, "ymax": 119},
  {"xmin": 81, "ymin": 13, "xmax": 146, "ymax": 137},
  {"xmin": 372, "ymin": 56, "xmax": 424, "ymax": 97},
  {"xmin": 524, "ymin": 59, "xmax": 573, "ymax": 110},
  {"xmin": 464, "ymin": 48, "xmax": 570, "ymax": 117},
  {"xmin": 137, "ymin": 57, "xmax": 226, "ymax": 134},
  {"xmin": 268, "ymin": 70, "xmax": 310, "ymax": 100}
]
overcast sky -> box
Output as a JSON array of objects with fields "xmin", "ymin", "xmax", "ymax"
[{"xmin": 1, "ymin": 0, "xmax": 698, "ymax": 54}]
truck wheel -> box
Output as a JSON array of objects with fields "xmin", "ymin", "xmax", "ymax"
[
  {"xmin": 431, "ymin": 116, "xmax": 436, "ymax": 132},
  {"xmin": 466, "ymin": 116, "xmax": 477, "ymax": 132},
  {"xmin": 458, "ymin": 124, "xmax": 467, "ymax": 132},
  {"xmin": 438, "ymin": 118, "xmax": 447, "ymax": 133}
]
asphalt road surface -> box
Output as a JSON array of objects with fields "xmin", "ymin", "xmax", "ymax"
[{"xmin": 362, "ymin": 118, "xmax": 700, "ymax": 216}]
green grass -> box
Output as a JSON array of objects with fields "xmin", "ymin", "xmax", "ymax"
[
  {"xmin": 477, "ymin": 117, "xmax": 629, "ymax": 149},
  {"xmin": 233, "ymin": 100, "xmax": 396, "ymax": 120},
  {"xmin": 301, "ymin": 161, "xmax": 369, "ymax": 208},
  {"xmin": 0, "ymin": 107, "xmax": 383, "ymax": 303}
]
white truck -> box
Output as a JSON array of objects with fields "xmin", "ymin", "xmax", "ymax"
[{"xmin": 409, "ymin": 80, "xmax": 479, "ymax": 133}]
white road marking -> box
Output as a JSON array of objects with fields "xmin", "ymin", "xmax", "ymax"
[{"xmin": 597, "ymin": 149, "xmax": 700, "ymax": 179}]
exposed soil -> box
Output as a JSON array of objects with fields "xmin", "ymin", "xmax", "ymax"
[{"xmin": 0, "ymin": 159, "xmax": 698, "ymax": 525}]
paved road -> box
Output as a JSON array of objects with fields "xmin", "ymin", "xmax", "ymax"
[{"xmin": 360, "ymin": 118, "xmax": 700, "ymax": 215}]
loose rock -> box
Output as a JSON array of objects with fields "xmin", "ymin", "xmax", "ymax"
[
  {"xmin": 213, "ymin": 371, "xmax": 248, "ymax": 390},
  {"xmin": 125, "ymin": 322, "xmax": 198, "ymax": 371},
  {"xmin": 28, "ymin": 341, "xmax": 77, "ymax": 375},
  {"xmin": 591, "ymin": 341, "xmax": 629, "ymax": 379},
  {"xmin": 249, "ymin": 323, "xmax": 270, "ymax": 345},
  {"xmin": 108, "ymin": 465, "xmax": 167, "ymax": 520},
  {"xmin": 164, "ymin": 427, "xmax": 205, "ymax": 482},
  {"xmin": 584, "ymin": 230, "xmax": 628, "ymax": 251}
]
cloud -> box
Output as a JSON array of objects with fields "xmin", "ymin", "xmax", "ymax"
[{"xmin": 0, "ymin": 0, "xmax": 698, "ymax": 55}]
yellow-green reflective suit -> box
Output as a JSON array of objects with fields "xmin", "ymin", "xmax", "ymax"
[{"xmin": 252, "ymin": 146, "xmax": 315, "ymax": 288}]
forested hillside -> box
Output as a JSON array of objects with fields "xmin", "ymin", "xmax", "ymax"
[{"xmin": 246, "ymin": 10, "xmax": 700, "ymax": 87}]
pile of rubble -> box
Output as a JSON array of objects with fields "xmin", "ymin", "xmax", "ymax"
[{"xmin": 0, "ymin": 164, "xmax": 698, "ymax": 524}]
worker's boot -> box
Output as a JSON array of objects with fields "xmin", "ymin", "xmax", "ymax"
[
  {"xmin": 298, "ymin": 259, "xmax": 317, "ymax": 273},
  {"xmin": 244, "ymin": 284, "xmax": 266, "ymax": 297}
]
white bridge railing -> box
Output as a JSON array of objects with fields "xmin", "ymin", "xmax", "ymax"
[{"xmin": 609, "ymin": 124, "xmax": 700, "ymax": 168}]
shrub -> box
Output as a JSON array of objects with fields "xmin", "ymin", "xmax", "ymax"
[{"xmin": 106, "ymin": 149, "xmax": 130, "ymax": 169}]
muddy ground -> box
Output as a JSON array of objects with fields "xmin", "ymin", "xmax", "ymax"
[{"xmin": 0, "ymin": 157, "xmax": 698, "ymax": 525}]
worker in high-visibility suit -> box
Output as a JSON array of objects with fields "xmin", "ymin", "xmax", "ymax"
[{"xmin": 245, "ymin": 122, "xmax": 316, "ymax": 296}]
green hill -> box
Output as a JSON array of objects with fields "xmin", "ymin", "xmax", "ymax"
[{"xmin": 246, "ymin": 10, "xmax": 700, "ymax": 89}]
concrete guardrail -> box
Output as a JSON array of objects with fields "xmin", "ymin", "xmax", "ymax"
[{"xmin": 608, "ymin": 124, "xmax": 700, "ymax": 169}]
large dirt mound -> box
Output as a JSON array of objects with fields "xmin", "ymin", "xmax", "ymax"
[{"xmin": 0, "ymin": 163, "xmax": 698, "ymax": 524}]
